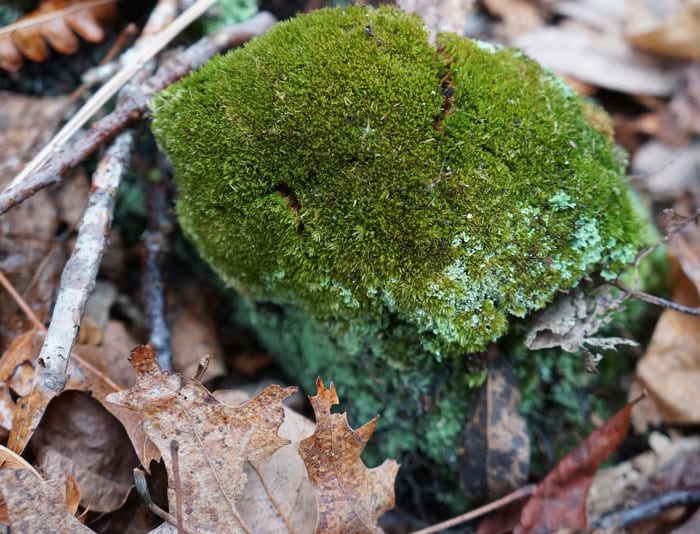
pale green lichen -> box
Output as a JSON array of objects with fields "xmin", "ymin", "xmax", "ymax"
[{"xmin": 151, "ymin": 6, "xmax": 649, "ymax": 473}]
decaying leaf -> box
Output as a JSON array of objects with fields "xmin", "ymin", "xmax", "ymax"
[
  {"xmin": 299, "ymin": 378, "xmax": 399, "ymax": 533},
  {"xmin": 0, "ymin": 466, "xmax": 85, "ymax": 531},
  {"xmin": 587, "ymin": 433, "xmax": 700, "ymax": 526},
  {"xmin": 106, "ymin": 345, "xmax": 295, "ymax": 533},
  {"xmin": 29, "ymin": 391, "xmax": 139, "ymax": 513},
  {"xmin": 0, "ymin": 444, "xmax": 40, "ymax": 524},
  {"xmin": 518, "ymin": 397, "xmax": 639, "ymax": 532},
  {"xmin": 525, "ymin": 286, "xmax": 636, "ymax": 353},
  {"xmin": 515, "ymin": 22, "xmax": 682, "ymax": 96},
  {"xmin": 0, "ymin": 0, "xmax": 117, "ymax": 72},
  {"xmin": 634, "ymin": 265, "xmax": 700, "ymax": 427},
  {"xmin": 396, "ymin": 0, "xmax": 476, "ymax": 36},
  {"xmin": 215, "ymin": 389, "xmax": 318, "ymax": 533},
  {"xmin": 626, "ymin": 0, "xmax": 700, "ymax": 60},
  {"xmin": 461, "ymin": 349, "xmax": 530, "ymax": 502}
]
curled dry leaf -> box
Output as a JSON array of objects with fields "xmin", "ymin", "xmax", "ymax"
[
  {"xmin": 299, "ymin": 378, "xmax": 399, "ymax": 534},
  {"xmin": 461, "ymin": 349, "xmax": 530, "ymax": 502},
  {"xmin": 518, "ymin": 397, "xmax": 639, "ymax": 533},
  {"xmin": 0, "ymin": 0, "xmax": 117, "ymax": 72},
  {"xmin": 106, "ymin": 345, "xmax": 296, "ymax": 533},
  {"xmin": 525, "ymin": 286, "xmax": 635, "ymax": 354}
]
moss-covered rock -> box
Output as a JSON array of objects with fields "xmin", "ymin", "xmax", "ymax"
[{"xmin": 151, "ymin": 6, "xmax": 648, "ymax": 471}]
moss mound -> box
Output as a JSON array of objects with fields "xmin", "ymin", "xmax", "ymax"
[{"xmin": 151, "ymin": 6, "xmax": 647, "ymax": 470}]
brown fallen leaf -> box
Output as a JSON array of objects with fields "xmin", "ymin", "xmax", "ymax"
[
  {"xmin": 396, "ymin": 0, "xmax": 476, "ymax": 36},
  {"xmin": 215, "ymin": 389, "xmax": 318, "ymax": 533},
  {"xmin": 633, "ymin": 266, "xmax": 700, "ymax": 427},
  {"xmin": 0, "ymin": 469, "xmax": 87, "ymax": 532},
  {"xmin": 0, "ymin": 444, "xmax": 40, "ymax": 524},
  {"xmin": 626, "ymin": 0, "xmax": 700, "ymax": 60},
  {"xmin": 106, "ymin": 345, "xmax": 295, "ymax": 532},
  {"xmin": 168, "ymin": 281, "xmax": 225, "ymax": 382},
  {"xmin": 299, "ymin": 378, "xmax": 399, "ymax": 534},
  {"xmin": 515, "ymin": 22, "xmax": 683, "ymax": 97},
  {"xmin": 461, "ymin": 348, "xmax": 530, "ymax": 502},
  {"xmin": 0, "ymin": 0, "xmax": 117, "ymax": 72},
  {"xmin": 29, "ymin": 391, "xmax": 139, "ymax": 513},
  {"xmin": 518, "ymin": 397, "xmax": 640, "ymax": 533}
]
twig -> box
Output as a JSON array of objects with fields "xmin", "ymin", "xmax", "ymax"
[
  {"xmin": 632, "ymin": 208, "xmax": 700, "ymax": 269},
  {"xmin": 0, "ymin": 270, "xmax": 47, "ymax": 333},
  {"xmin": 32, "ymin": 130, "xmax": 135, "ymax": 393},
  {"xmin": 0, "ymin": 11, "xmax": 277, "ymax": 216},
  {"xmin": 589, "ymin": 486, "xmax": 700, "ymax": 530},
  {"xmin": 82, "ymin": 0, "xmax": 179, "ymax": 86},
  {"xmin": 411, "ymin": 484, "xmax": 536, "ymax": 534},
  {"xmin": 5, "ymin": 0, "xmax": 218, "ymax": 195},
  {"xmin": 614, "ymin": 279, "xmax": 700, "ymax": 316},
  {"xmin": 134, "ymin": 468, "xmax": 195, "ymax": 534},
  {"xmin": 171, "ymin": 441, "xmax": 184, "ymax": 534},
  {"xmin": 143, "ymin": 166, "xmax": 175, "ymax": 370}
]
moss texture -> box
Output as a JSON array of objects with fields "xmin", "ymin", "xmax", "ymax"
[{"xmin": 151, "ymin": 6, "xmax": 648, "ymax": 469}]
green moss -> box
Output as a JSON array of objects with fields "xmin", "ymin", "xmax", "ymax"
[{"xmin": 151, "ymin": 5, "xmax": 649, "ymax": 478}]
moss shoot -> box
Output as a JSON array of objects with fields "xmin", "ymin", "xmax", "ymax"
[{"xmin": 151, "ymin": 6, "xmax": 647, "ymax": 471}]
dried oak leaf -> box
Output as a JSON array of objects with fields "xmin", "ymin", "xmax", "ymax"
[
  {"xmin": 299, "ymin": 378, "xmax": 399, "ymax": 534},
  {"xmin": 106, "ymin": 345, "xmax": 295, "ymax": 533},
  {"xmin": 518, "ymin": 397, "xmax": 639, "ymax": 533},
  {"xmin": 0, "ymin": 0, "xmax": 117, "ymax": 72},
  {"xmin": 0, "ymin": 461, "xmax": 85, "ymax": 532}
]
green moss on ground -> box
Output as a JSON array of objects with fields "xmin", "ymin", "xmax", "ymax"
[{"xmin": 151, "ymin": 5, "xmax": 650, "ymax": 487}]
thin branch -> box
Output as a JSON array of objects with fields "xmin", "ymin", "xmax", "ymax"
[
  {"xmin": 0, "ymin": 270, "xmax": 47, "ymax": 333},
  {"xmin": 34, "ymin": 130, "xmax": 135, "ymax": 394},
  {"xmin": 589, "ymin": 486, "xmax": 700, "ymax": 530},
  {"xmin": 411, "ymin": 484, "xmax": 536, "ymax": 534},
  {"xmin": 143, "ymin": 167, "xmax": 175, "ymax": 370},
  {"xmin": 82, "ymin": 0, "xmax": 180, "ymax": 86},
  {"xmin": 633, "ymin": 208, "xmax": 700, "ymax": 269},
  {"xmin": 0, "ymin": 11, "xmax": 277, "ymax": 216},
  {"xmin": 170, "ymin": 441, "xmax": 184, "ymax": 534},
  {"xmin": 134, "ymin": 468, "xmax": 195, "ymax": 534},
  {"xmin": 614, "ymin": 279, "xmax": 700, "ymax": 316},
  {"xmin": 5, "ymin": 0, "xmax": 218, "ymax": 196}
]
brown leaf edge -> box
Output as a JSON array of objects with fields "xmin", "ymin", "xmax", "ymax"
[
  {"xmin": 299, "ymin": 378, "xmax": 399, "ymax": 533},
  {"xmin": 518, "ymin": 395, "xmax": 643, "ymax": 533}
]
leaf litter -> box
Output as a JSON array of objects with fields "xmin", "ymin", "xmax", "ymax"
[{"xmin": 2, "ymin": 0, "xmax": 700, "ymax": 531}]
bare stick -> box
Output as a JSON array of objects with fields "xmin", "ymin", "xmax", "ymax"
[
  {"xmin": 633, "ymin": 208, "xmax": 700, "ymax": 268},
  {"xmin": 171, "ymin": 441, "xmax": 184, "ymax": 534},
  {"xmin": 82, "ymin": 0, "xmax": 180, "ymax": 86},
  {"xmin": 0, "ymin": 270, "xmax": 47, "ymax": 333},
  {"xmin": 411, "ymin": 484, "xmax": 535, "ymax": 534},
  {"xmin": 614, "ymin": 279, "xmax": 700, "ymax": 316},
  {"xmin": 34, "ymin": 130, "xmax": 135, "ymax": 394},
  {"xmin": 589, "ymin": 486, "xmax": 700, "ymax": 530},
  {"xmin": 134, "ymin": 468, "xmax": 195, "ymax": 534},
  {"xmin": 143, "ymin": 168, "xmax": 175, "ymax": 370},
  {"xmin": 5, "ymin": 0, "xmax": 218, "ymax": 194},
  {"xmin": 0, "ymin": 11, "xmax": 277, "ymax": 216}
]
